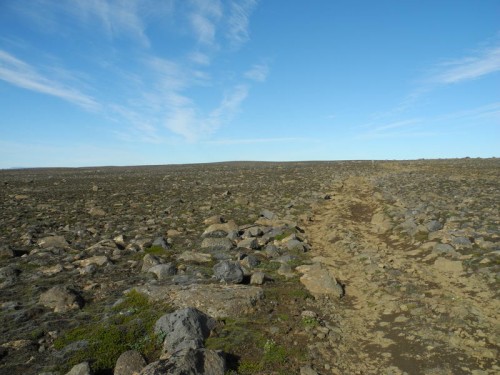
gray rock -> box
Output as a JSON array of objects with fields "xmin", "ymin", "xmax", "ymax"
[
  {"xmin": 39, "ymin": 286, "xmax": 84, "ymax": 313},
  {"xmin": 240, "ymin": 254, "xmax": 260, "ymax": 269},
  {"xmin": 114, "ymin": 350, "xmax": 146, "ymax": 375},
  {"xmin": 178, "ymin": 251, "xmax": 212, "ymax": 263},
  {"xmin": 154, "ymin": 307, "xmax": 216, "ymax": 354},
  {"xmin": 426, "ymin": 220, "xmax": 443, "ymax": 232},
  {"xmin": 260, "ymin": 209, "xmax": 277, "ymax": 220},
  {"xmin": 142, "ymin": 254, "xmax": 161, "ymax": 272},
  {"xmin": 451, "ymin": 236, "xmax": 473, "ymax": 249},
  {"xmin": 285, "ymin": 239, "xmax": 308, "ymax": 252},
  {"xmin": 152, "ymin": 236, "xmax": 170, "ymax": 250},
  {"xmin": 148, "ymin": 263, "xmax": 176, "ymax": 280},
  {"xmin": 134, "ymin": 284, "xmax": 263, "ymax": 318},
  {"xmin": 433, "ymin": 243, "xmax": 460, "ymax": 258},
  {"xmin": 201, "ymin": 238, "xmax": 234, "ymax": 252},
  {"xmin": 65, "ymin": 361, "xmax": 91, "ymax": 375},
  {"xmin": 139, "ymin": 348, "xmax": 225, "ymax": 375},
  {"xmin": 37, "ymin": 236, "xmax": 69, "ymax": 249},
  {"xmin": 245, "ymin": 227, "xmax": 264, "ymax": 237},
  {"xmin": 250, "ymin": 271, "xmax": 266, "ymax": 285},
  {"xmin": 264, "ymin": 244, "xmax": 281, "ymax": 258},
  {"xmin": 213, "ymin": 261, "xmax": 244, "ymax": 284},
  {"xmin": 237, "ymin": 238, "xmax": 259, "ymax": 250},
  {"xmin": 202, "ymin": 222, "xmax": 238, "ymax": 238}
]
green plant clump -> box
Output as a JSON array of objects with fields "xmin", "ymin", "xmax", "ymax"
[{"xmin": 54, "ymin": 290, "xmax": 169, "ymax": 373}]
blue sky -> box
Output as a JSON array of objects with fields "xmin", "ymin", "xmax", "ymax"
[{"xmin": 1, "ymin": 0, "xmax": 499, "ymax": 168}]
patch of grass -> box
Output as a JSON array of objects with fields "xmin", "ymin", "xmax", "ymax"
[
  {"xmin": 54, "ymin": 290, "xmax": 170, "ymax": 373},
  {"xmin": 301, "ymin": 316, "xmax": 319, "ymax": 328},
  {"xmin": 274, "ymin": 229, "xmax": 296, "ymax": 242},
  {"xmin": 144, "ymin": 245, "xmax": 169, "ymax": 256}
]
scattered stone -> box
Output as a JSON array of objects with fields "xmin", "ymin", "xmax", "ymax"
[
  {"xmin": 237, "ymin": 237, "xmax": 259, "ymax": 249},
  {"xmin": 178, "ymin": 251, "xmax": 212, "ymax": 263},
  {"xmin": 300, "ymin": 365, "xmax": 319, "ymax": 375},
  {"xmin": 152, "ymin": 236, "xmax": 170, "ymax": 250},
  {"xmin": 201, "ymin": 237, "xmax": 234, "ymax": 252},
  {"xmin": 39, "ymin": 286, "xmax": 84, "ymax": 312},
  {"xmin": 250, "ymin": 271, "xmax": 266, "ymax": 285},
  {"xmin": 88, "ymin": 207, "xmax": 106, "ymax": 217},
  {"xmin": 213, "ymin": 261, "xmax": 244, "ymax": 284},
  {"xmin": 426, "ymin": 220, "xmax": 443, "ymax": 232},
  {"xmin": 202, "ymin": 221, "xmax": 238, "ymax": 238},
  {"xmin": 75, "ymin": 255, "xmax": 109, "ymax": 267},
  {"xmin": 114, "ymin": 350, "xmax": 146, "ymax": 375},
  {"xmin": 260, "ymin": 209, "xmax": 277, "ymax": 220},
  {"xmin": 65, "ymin": 361, "xmax": 91, "ymax": 375},
  {"xmin": 141, "ymin": 254, "xmax": 161, "ymax": 272},
  {"xmin": 37, "ymin": 236, "xmax": 69, "ymax": 249},
  {"xmin": 148, "ymin": 263, "xmax": 176, "ymax": 280},
  {"xmin": 296, "ymin": 263, "xmax": 343, "ymax": 298}
]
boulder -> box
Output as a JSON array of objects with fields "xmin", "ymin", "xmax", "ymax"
[
  {"xmin": 142, "ymin": 254, "xmax": 161, "ymax": 272},
  {"xmin": 202, "ymin": 222, "xmax": 238, "ymax": 238},
  {"xmin": 133, "ymin": 284, "xmax": 263, "ymax": 319},
  {"xmin": 154, "ymin": 307, "xmax": 216, "ymax": 353},
  {"xmin": 37, "ymin": 236, "xmax": 69, "ymax": 249},
  {"xmin": 66, "ymin": 362, "xmax": 91, "ymax": 375},
  {"xmin": 148, "ymin": 263, "xmax": 176, "ymax": 280},
  {"xmin": 114, "ymin": 350, "xmax": 146, "ymax": 375},
  {"xmin": 213, "ymin": 261, "xmax": 244, "ymax": 284},
  {"xmin": 296, "ymin": 263, "xmax": 343, "ymax": 298},
  {"xmin": 201, "ymin": 238, "xmax": 234, "ymax": 252},
  {"xmin": 139, "ymin": 348, "xmax": 225, "ymax": 375},
  {"xmin": 178, "ymin": 251, "xmax": 212, "ymax": 263},
  {"xmin": 237, "ymin": 238, "xmax": 259, "ymax": 250},
  {"xmin": 152, "ymin": 236, "xmax": 170, "ymax": 250},
  {"xmin": 39, "ymin": 286, "xmax": 84, "ymax": 312}
]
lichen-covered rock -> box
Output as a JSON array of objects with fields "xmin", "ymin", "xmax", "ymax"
[
  {"xmin": 213, "ymin": 261, "xmax": 244, "ymax": 284},
  {"xmin": 39, "ymin": 286, "xmax": 84, "ymax": 312},
  {"xmin": 139, "ymin": 348, "xmax": 225, "ymax": 375},
  {"xmin": 114, "ymin": 350, "xmax": 146, "ymax": 375},
  {"xmin": 154, "ymin": 307, "xmax": 216, "ymax": 354}
]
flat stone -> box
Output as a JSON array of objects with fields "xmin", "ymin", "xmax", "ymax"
[
  {"xmin": 148, "ymin": 263, "xmax": 176, "ymax": 280},
  {"xmin": 296, "ymin": 263, "xmax": 343, "ymax": 298},
  {"xmin": 201, "ymin": 238, "xmax": 234, "ymax": 252},
  {"xmin": 178, "ymin": 251, "xmax": 212, "ymax": 263},
  {"xmin": 134, "ymin": 284, "xmax": 263, "ymax": 318},
  {"xmin": 74, "ymin": 255, "xmax": 109, "ymax": 267},
  {"xmin": 37, "ymin": 236, "xmax": 69, "ymax": 249}
]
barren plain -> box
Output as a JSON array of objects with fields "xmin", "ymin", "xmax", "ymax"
[{"xmin": 0, "ymin": 159, "xmax": 498, "ymax": 375}]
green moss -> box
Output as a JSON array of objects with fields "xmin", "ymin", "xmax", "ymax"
[
  {"xmin": 54, "ymin": 290, "xmax": 170, "ymax": 373},
  {"xmin": 301, "ymin": 316, "xmax": 319, "ymax": 328},
  {"xmin": 145, "ymin": 245, "xmax": 169, "ymax": 256}
]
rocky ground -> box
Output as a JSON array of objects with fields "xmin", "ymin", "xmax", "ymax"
[{"xmin": 0, "ymin": 159, "xmax": 498, "ymax": 375}]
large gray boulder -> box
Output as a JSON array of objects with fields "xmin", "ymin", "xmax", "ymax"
[
  {"xmin": 213, "ymin": 261, "xmax": 244, "ymax": 284},
  {"xmin": 139, "ymin": 348, "xmax": 225, "ymax": 375},
  {"xmin": 154, "ymin": 307, "xmax": 216, "ymax": 354}
]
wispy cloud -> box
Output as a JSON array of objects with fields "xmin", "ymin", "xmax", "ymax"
[
  {"xmin": 245, "ymin": 63, "xmax": 269, "ymax": 82},
  {"xmin": 432, "ymin": 45, "xmax": 500, "ymax": 84},
  {"xmin": 188, "ymin": 0, "xmax": 222, "ymax": 46},
  {"xmin": 226, "ymin": 0, "xmax": 258, "ymax": 47},
  {"xmin": 359, "ymin": 119, "xmax": 425, "ymax": 139},
  {"xmin": 0, "ymin": 50, "xmax": 99, "ymax": 111},
  {"xmin": 205, "ymin": 137, "xmax": 319, "ymax": 145}
]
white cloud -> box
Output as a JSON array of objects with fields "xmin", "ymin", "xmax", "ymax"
[
  {"xmin": 433, "ymin": 45, "xmax": 500, "ymax": 84},
  {"xmin": 188, "ymin": 0, "xmax": 222, "ymax": 46},
  {"xmin": 244, "ymin": 63, "xmax": 269, "ymax": 82},
  {"xmin": 226, "ymin": 0, "xmax": 258, "ymax": 47},
  {"xmin": 0, "ymin": 50, "xmax": 99, "ymax": 111},
  {"xmin": 205, "ymin": 137, "xmax": 318, "ymax": 145}
]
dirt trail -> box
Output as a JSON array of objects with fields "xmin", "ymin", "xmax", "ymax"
[{"xmin": 305, "ymin": 176, "xmax": 499, "ymax": 375}]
